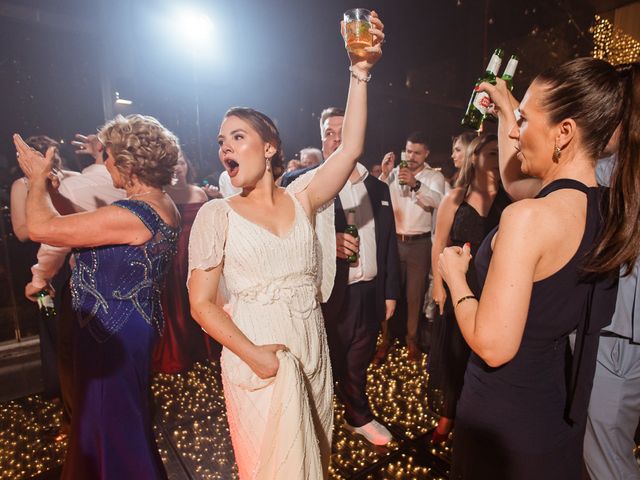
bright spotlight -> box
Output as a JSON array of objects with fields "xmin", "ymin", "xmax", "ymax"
[{"xmin": 175, "ymin": 10, "xmax": 214, "ymax": 51}]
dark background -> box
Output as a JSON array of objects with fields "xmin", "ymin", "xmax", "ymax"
[
  {"xmin": 0, "ymin": 0, "xmax": 636, "ymax": 342},
  {"xmin": 0, "ymin": 0, "xmax": 634, "ymax": 183}
]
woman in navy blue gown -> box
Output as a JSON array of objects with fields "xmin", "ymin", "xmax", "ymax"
[
  {"xmin": 14, "ymin": 114, "xmax": 180, "ymax": 480},
  {"xmin": 438, "ymin": 58, "xmax": 635, "ymax": 479}
]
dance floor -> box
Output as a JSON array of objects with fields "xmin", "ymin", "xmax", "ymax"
[
  {"xmin": 0, "ymin": 341, "xmax": 452, "ymax": 479},
  {"xmin": 3, "ymin": 339, "xmax": 638, "ymax": 479}
]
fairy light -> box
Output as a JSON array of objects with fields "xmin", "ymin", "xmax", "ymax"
[
  {"xmin": 0, "ymin": 396, "xmax": 67, "ymax": 479},
  {"xmin": 5, "ymin": 338, "xmax": 592, "ymax": 478},
  {"xmin": 591, "ymin": 15, "xmax": 640, "ymax": 65},
  {"xmin": 151, "ymin": 362, "xmax": 237, "ymax": 479}
]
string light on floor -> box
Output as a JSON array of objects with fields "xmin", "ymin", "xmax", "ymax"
[
  {"xmin": 10, "ymin": 336, "xmax": 626, "ymax": 478},
  {"xmin": 152, "ymin": 361, "xmax": 237, "ymax": 480},
  {"xmin": 0, "ymin": 396, "xmax": 67, "ymax": 479}
]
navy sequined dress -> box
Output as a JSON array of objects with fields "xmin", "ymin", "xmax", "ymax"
[{"xmin": 63, "ymin": 200, "xmax": 178, "ymax": 480}]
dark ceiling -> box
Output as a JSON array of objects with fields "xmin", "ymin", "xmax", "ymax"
[{"xmin": 0, "ymin": 0, "xmax": 637, "ymax": 180}]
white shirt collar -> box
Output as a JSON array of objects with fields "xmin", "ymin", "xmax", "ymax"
[{"xmin": 349, "ymin": 162, "xmax": 369, "ymax": 185}]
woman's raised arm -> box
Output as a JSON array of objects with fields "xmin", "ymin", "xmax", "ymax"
[
  {"xmin": 302, "ymin": 13, "xmax": 384, "ymax": 211},
  {"xmin": 479, "ymin": 79, "xmax": 542, "ymax": 200}
]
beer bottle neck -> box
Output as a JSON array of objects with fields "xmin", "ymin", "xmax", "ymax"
[
  {"xmin": 485, "ymin": 53, "xmax": 502, "ymax": 77},
  {"xmin": 503, "ymin": 58, "xmax": 519, "ymax": 79}
]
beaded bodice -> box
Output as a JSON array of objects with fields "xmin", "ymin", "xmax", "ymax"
[{"xmin": 71, "ymin": 200, "xmax": 179, "ymax": 342}]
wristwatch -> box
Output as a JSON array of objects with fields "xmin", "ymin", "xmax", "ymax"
[{"xmin": 410, "ymin": 180, "xmax": 422, "ymax": 192}]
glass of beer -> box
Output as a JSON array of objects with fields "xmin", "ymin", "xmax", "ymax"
[{"xmin": 343, "ymin": 8, "xmax": 373, "ymax": 57}]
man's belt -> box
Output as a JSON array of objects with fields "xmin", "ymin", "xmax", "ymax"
[{"xmin": 396, "ymin": 232, "xmax": 431, "ymax": 242}]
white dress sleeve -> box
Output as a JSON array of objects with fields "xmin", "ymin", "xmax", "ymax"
[
  {"xmin": 187, "ymin": 200, "xmax": 229, "ymax": 287},
  {"xmin": 286, "ymin": 170, "xmax": 336, "ymax": 303}
]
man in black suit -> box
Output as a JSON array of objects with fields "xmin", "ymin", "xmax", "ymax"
[{"xmin": 285, "ymin": 107, "xmax": 400, "ymax": 445}]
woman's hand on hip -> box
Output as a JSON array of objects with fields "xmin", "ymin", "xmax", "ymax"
[{"xmin": 247, "ymin": 344, "xmax": 288, "ymax": 379}]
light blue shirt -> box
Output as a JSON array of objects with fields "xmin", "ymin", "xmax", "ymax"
[{"xmin": 596, "ymin": 155, "xmax": 639, "ymax": 342}]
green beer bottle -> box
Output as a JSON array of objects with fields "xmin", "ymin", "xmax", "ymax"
[
  {"xmin": 501, "ymin": 54, "xmax": 519, "ymax": 91},
  {"xmin": 461, "ymin": 48, "xmax": 504, "ymax": 131},
  {"xmin": 486, "ymin": 53, "xmax": 519, "ymax": 122},
  {"xmin": 398, "ymin": 150, "xmax": 409, "ymax": 186},
  {"xmin": 36, "ymin": 289, "xmax": 56, "ymax": 321},
  {"xmin": 345, "ymin": 210, "xmax": 359, "ymax": 264}
]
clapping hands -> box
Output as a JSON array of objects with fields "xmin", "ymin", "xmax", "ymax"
[{"xmin": 13, "ymin": 134, "xmax": 56, "ymax": 183}]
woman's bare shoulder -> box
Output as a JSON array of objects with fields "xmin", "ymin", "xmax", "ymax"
[
  {"xmin": 439, "ymin": 187, "xmax": 466, "ymax": 211},
  {"xmin": 189, "ymin": 185, "xmax": 208, "ymax": 202}
]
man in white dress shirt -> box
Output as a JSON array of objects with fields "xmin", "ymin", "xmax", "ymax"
[
  {"xmin": 379, "ymin": 132, "xmax": 446, "ymax": 361},
  {"xmin": 311, "ymin": 107, "xmax": 401, "ymax": 446}
]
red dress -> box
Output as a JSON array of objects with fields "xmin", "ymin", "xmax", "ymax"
[{"xmin": 152, "ymin": 202, "xmax": 220, "ymax": 373}]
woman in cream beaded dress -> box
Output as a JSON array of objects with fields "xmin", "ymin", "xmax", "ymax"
[{"xmin": 187, "ymin": 15, "xmax": 384, "ymax": 480}]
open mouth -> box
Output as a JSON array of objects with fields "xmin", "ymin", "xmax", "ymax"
[{"xmin": 225, "ymin": 159, "xmax": 239, "ymax": 177}]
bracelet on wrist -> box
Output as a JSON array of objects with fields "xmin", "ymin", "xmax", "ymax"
[
  {"xmin": 349, "ymin": 66, "xmax": 371, "ymax": 83},
  {"xmin": 455, "ymin": 295, "xmax": 477, "ymax": 309}
]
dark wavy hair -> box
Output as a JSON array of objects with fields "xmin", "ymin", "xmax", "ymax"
[{"xmin": 224, "ymin": 107, "xmax": 284, "ymax": 172}]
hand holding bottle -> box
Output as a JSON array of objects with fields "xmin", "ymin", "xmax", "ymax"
[
  {"xmin": 478, "ymin": 78, "xmax": 520, "ymax": 121},
  {"xmin": 25, "ymin": 281, "xmax": 55, "ymax": 302},
  {"xmin": 398, "ymin": 167, "xmax": 418, "ymax": 189},
  {"xmin": 336, "ymin": 232, "xmax": 360, "ymax": 261}
]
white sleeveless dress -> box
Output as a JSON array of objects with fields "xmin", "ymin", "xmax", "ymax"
[{"xmin": 188, "ymin": 172, "xmax": 335, "ymax": 479}]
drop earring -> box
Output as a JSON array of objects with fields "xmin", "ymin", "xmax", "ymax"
[
  {"xmin": 266, "ymin": 157, "xmax": 272, "ymax": 172},
  {"xmin": 552, "ymin": 144, "xmax": 561, "ymax": 162},
  {"xmin": 171, "ymin": 170, "xmax": 178, "ymax": 186}
]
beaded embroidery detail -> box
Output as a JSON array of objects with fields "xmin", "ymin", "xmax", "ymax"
[{"xmin": 71, "ymin": 200, "xmax": 179, "ymax": 342}]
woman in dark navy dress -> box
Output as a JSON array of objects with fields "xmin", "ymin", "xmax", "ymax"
[
  {"xmin": 428, "ymin": 134, "xmax": 511, "ymax": 443},
  {"xmin": 14, "ymin": 114, "xmax": 181, "ymax": 480},
  {"xmin": 438, "ymin": 58, "xmax": 634, "ymax": 479}
]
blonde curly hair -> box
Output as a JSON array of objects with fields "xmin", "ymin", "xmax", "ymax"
[{"xmin": 98, "ymin": 114, "xmax": 180, "ymax": 188}]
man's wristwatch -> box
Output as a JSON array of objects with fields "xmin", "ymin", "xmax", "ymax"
[{"xmin": 410, "ymin": 180, "xmax": 422, "ymax": 192}]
